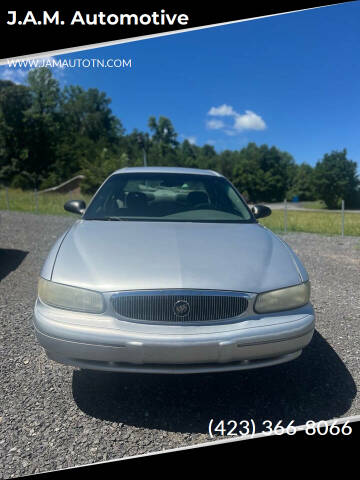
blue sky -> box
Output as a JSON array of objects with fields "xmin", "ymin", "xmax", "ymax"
[{"xmin": 1, "ymin": 2, "xmax": 360, "ymax": 170}]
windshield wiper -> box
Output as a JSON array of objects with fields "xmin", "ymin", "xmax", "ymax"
[{"xmin": 85, "ymin": 216, "xmax": 127, "ymax": 221}]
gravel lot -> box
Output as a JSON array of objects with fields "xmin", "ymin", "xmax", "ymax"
[{"xmin": 1, "ymin": 211, "xmax": 359, "ymax": 477}]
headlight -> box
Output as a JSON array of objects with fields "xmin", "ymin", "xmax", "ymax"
[
  {"xmin": 254, "ymin": 281, "xmax": 310, "ymax": 313},
  {"xmin": 38, "ymin": 277, "xmax": 104, "ymax": 313}
]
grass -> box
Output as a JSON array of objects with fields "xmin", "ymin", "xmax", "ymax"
[
  {"xmin": 298, "ymin": 200, "xmax": 327, "ymax": 210},
  {"xmin": 260, "ymin": 209, "xmax": 360, "ymax": 236},
  {"xmin": 1, "ymin": 188, "xmax": 360, "ymax": 236},
  {"xmin": 0, "ymin": 188, "xmax": 91, "ymax": 216}
]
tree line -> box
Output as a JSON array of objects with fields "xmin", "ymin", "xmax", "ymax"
[{"xmin": 0, "ymin": 68, "xmax": 359, "ymax": 209}]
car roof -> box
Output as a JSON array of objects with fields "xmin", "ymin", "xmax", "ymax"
[{"xmin": 111, "ymin": 166, "xmax": 223, "ymax": 177}]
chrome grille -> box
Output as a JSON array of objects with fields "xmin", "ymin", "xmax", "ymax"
[{"xmin": 111, "ymin": 291, "xmax": 249, "ymax": 323}]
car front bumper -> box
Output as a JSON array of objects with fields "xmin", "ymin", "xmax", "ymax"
[{"xmin": 33, "ymin": 299, "xmax": 315, "ymax": 374}]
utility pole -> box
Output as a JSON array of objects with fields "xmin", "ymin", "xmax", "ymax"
[
  {"xmin": 143, "ymin": 146, "xmax": 148, "ymax": 167},
  {"xmin": 137, "ymin": 134, "xmax": 150, "ymax": 167}
]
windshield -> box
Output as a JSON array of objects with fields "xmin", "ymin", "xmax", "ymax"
[{"xmin": 84, "ymin": 172, "xmax": 254, "ymax": 223}]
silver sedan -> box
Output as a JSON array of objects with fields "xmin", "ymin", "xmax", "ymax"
[{"xmin": 33, "ymin": 167, "xmax": 315, "ymax": 374}]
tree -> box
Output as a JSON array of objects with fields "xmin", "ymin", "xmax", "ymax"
[
  {"xmin": 148, "ymin": 116, "xmax": 178, "ymax": 147},
  {"xmin": 146, "ymin": 116, "xmax": 180, "ymax": 166},
  {"xmin": 0, "ymin": 80, "xmax": 32, "ymax": 185},
  {"xmin": 80, "ymin": 149, "xmax": 129, "ymax": 194},
  {"xmin": 60, "ymin": 85, "xmax": 123, "ymax": 144},
  {"xmin": 313, "ymin": 149, "xmax": 359, "ymax": 209},
  {"xmin": 232, "ymin": 143, "xmax": 296, "ymax": 202},
  {"xmin": 1, "ymin": 67, "xmax": 356, "ymax": 207},
  {"xmin": 287, "ymin": 163, "xmax": 316, "ymax": 201},
  {"xmin": 42, "ymin": 84, "xmax": 125, "ymax": 187},
  {"xmin": 22, "ymin": 68, "xmax": 61, "ymax": 186}
]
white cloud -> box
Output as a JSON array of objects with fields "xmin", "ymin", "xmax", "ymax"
[
  {"xmin": 0, "ymin": 68, "xmax": 27, "ymax": 84},
  {"xmin": 208, "ymin": 104, "xmax": 236, "ymax": 117},
  {"xmin": 233, "ymin": 110, "xmax": 266, "ymax": 131},
  {"xmin": 207, "ymin": 104, "xmax": 267, "ymax": 135},
  {"xmin": 0, "ymin": 55, "xmax": 67, "ymax": 86},
  {"xmin": 37, "ymin": 56, "xmax": 67, "ymax": 79},
  {"xmin": 180, "ymin": 134, "xmax": 197, "ymax": 145},
  {"xmin": 206, "ymin": 118, "xmax": 225, "ymax": 130},
  {"xmin": 186, "ymin": 136, "xmax": 197, "ymax": 145},
  {"xmin": 224, "ymin": 129, "xmax": 238, "ymax": 136}
]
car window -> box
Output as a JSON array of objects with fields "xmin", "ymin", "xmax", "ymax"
[{"xmin": 84, "ymin": 172, "xmax": 254, "ymax": 223}]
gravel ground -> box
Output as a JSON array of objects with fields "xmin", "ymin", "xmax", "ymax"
[{"xmin": 1, "ymin": 211, "xmax": 359, "ymax": 477}]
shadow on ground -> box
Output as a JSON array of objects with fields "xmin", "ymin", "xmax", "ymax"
[
  {"xmin": 72, "ymin": 330, "xmax": 356, "ymax": 433},
  {"xmin": 0, "ymin": 248, "xmax": 28, "ymax": 282}
]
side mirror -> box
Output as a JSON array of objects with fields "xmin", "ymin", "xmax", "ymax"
[
  {"xmin": 252, "ymin": 204, "xmax": 272, "ymax": 219},
  {"xmin": 64, "ymin": 199, "xmax": 86, "ymax": 215}
]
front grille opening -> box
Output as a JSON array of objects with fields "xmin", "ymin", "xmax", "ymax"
[{"xmin": 111, "ymin": 292, "xmax": 249, "ymax": 323}]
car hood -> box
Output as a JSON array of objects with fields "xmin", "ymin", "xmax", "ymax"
[{"xmin": 50, "ymin": 220, "xmax": 305, "ymax": 293}]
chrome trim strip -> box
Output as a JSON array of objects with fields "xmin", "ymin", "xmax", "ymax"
[{"xmin": 109, "ymin": 289, "xmax": 254, "ymax": 297}]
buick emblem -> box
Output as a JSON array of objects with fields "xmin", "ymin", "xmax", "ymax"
[{"xmin": 174, "ymin": 300, "xmax": 190, "ymax": 317}]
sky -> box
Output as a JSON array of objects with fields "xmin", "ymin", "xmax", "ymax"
[{"xmin": 1, "ymin": 2, "xmax": 360, "ymax": 170}]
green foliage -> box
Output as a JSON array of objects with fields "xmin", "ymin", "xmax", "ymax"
[
  {"xmin": 0, "ymin": 80, "xmax": 32, "ymax": 185},
  {"xmin": 0, "ymin": 69, "xmax": 359, "ymax": 210},
  {"xmin": 60, "ymin": 85, "xmax": 123, "ymax": 143},
  {"xmin": 0, "ymin": 68, "xmax": 124, "ymax": 190},
  {"xmin": 231, "ymin": 143, "xmax": 297, "ymax": 202},
  {"xmin": 287, "ymin": 163, "xmax": 317, "ymax": 201},
  {"xmin": 80, "ymin": 150, "xmax": 129, "ymax": 194},
  {"xmin": 148, "ymin": 116, "xmax": 178, "ymax": 147},
  {"xmin": 313, "ymin": 149, "xmax": 359, "ymax": 209},
  {"xmin": 22, "ymin": 69, "xmax": 61, "ymax": 184}
]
